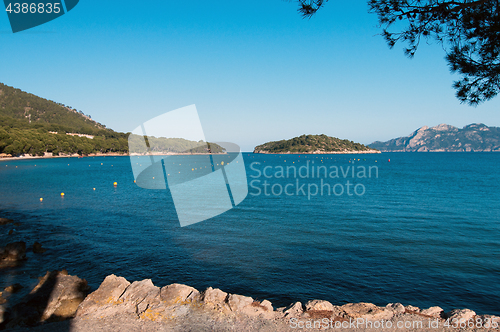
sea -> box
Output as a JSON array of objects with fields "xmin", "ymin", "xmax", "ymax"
[{"xmin": 0, "ymin": 152, "xmax": 499, "ymax": 315}]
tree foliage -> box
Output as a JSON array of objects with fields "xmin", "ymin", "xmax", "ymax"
[
  {"xmin": 254, "ymin": 134, "xmax": 376, "ymax": 153},
  {"xmin": 294, "ymin": 0, "xmax": 500, "ymax": 105}
]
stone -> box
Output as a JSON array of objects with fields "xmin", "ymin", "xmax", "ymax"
[
  {"xmin": 447, "ymin": 308, "xmax": 476, "ymax": 321},
  {"xmin": 305, "ymin": 299, "xmax": 334, "ymax": 312},
  {"xmin": 32, "ymin": 242, "xmax": 47, "ymax": 254},
  {"xmin": 227, "ymin": 294, "xmax": 253, "ymax": 312},
  {"xmin": 260, "ymin": 300, "xmax": 273, "ymax": 312},
  {"xmin": 0, "ymin": 218, "xmax": 13, "ymax": 225},
  {"xmin": 118, "ymin": 279, "xmax": 160, "ymax": 315},
  {"xmin": 341, "ymin": 302, "xmax": 393, "ymax": 321},
  {"xmin": 4, "ymin": 283, "xmax": 23, "ymax": 293},
  {"xmin": 202, "ymin": 287, "xmax": 227, "ymax": 305},
  {"xmin": 0, "ymin": 292, "xmax": 6, "ymax": 305},
  {"xmin": 386, "ymin": 303, "xmax": 405, "ymax": 314},
  {"xmin": 1, "ymin": 241, "xmax": 26, "ymax": 261},
  {"xmin": 405, "ymin": 305, "xmax": 421, "ymax": 313},
  {"xmin": 6, "ymin": 270, "xmax": 90, "ymax": 327},
  {"xmin": 283, "ymin": 302, "xmax": 303, "ymax": 318},
  {"xmin": 160, "ymin": 283, "xmax": 199, "ymax": 305},
  {"xmin": 76, "ymin": 274, "xmax": 130, "ymax": 317},
  {"xmin": 421, "ymin": 306, "xmax": 444, "ymax": 318}
]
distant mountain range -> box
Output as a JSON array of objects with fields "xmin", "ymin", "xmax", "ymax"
[{"xmin": 369, "ymin": 123, "xmax": 500, "ymax": 152}]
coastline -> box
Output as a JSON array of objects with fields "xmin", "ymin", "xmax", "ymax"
[
  {"xmin": 253, "ymin": 150, "xmax": 381, "ymax": 154},
  {"xmin": 1, "ymin": 216, "xmax": 499, "ymax": 331}
]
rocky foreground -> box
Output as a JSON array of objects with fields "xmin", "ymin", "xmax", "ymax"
[
  {"xmin": 0, "ymin": 269, "xmax": 497, "ymax": 332},
  {"xmin": 1, "ymin": 219, "xmax": 499, "ymax": 331}
]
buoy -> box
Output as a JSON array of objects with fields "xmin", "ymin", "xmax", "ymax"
[
  {"xmin": 93, "ymin": 188, "xmax": 96, "ymax": 191},
  {"xmin": 113, "ymin": 182, "xmax": 117, "ymax": 186},
  {"xmin": 134, "ymin": 180, "xmax": 136, "ymax": 183},
  {"xmin": 40, "ymin": 198, "xmax": 43, "ymax": 202},
  {"xmin": 61, "ymin": 193, "xmax": 65, "ymax": 196},
  {"xmin": 221, "ymin": 161, "xmax": 224, "ymax": 165},
  {"xmin": 388, "ymin": 159, "xmax": 391, "ymax": 162}
]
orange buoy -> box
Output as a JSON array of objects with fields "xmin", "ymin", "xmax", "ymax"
[
  {"xmin": 40, "ymin": 198, "xmax": 43, "ymax": 202},
  {"xmin": 113, "ymin": 182, "xmax": 117, "ymax": 186},
  {"xmin": 93, "ymin": 188, "xmax": 96, "ymax": 191},
  {"xmin": 61, "ymin": 193, "xmax": 65, "ymax": 196}
]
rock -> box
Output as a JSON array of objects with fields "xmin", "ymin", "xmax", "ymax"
[
  {"xmin": 118, "ymin": 279, "xmax": 160, "ymax": 315},
  {"xmin": 421, "ymin": 306, "xmax": 444, "ymax": 318},
  {"xmin": 341, "ymin": 302, "xmax": 393, "ymax": 321},
  {"xmin": 405, "ymin": 305, "xmax": 421, "ymax": 313},
  {"xmin": 305, "ymin": 299, "xmax": 334, "ymax": 312},
  {"xmin": 0, "ymin": 292, "xmax": 6, "ymax": 305},
  {"xmin": 227, "ymin": 294, "xmax": 253, "ymax": 312},
  {"xmin": 0, "ymin": 218, "xmax": 13, "ymax": 225},
  {"xmin": 8, "ymin": 229, "xmax": 13, "ymax": 235},
  {"xmin": 447, "ymin": 308, "xmax": 476, "ymax": 321},
  {"xmin": 160, "ymin": 283, "xmax": 199, "ymax": 305},
  {"xmin": 76, "ymin": 274, "xmax": 130, "ymax": 317},
  {"xmin": 6, "ymin": 270, "xmax": 90, "ymax": 327},
  {"xmin": 260, "ymin": 300, "xmax": 273, "ymax": 312},
  {"xmin": 4, "ymin": 283, "xmax": 23, "ymax": 293},
  {"xmin": 32, "ymin": 242, "xmax": 47, "ymax": 254},
  {"xmin": 1, "ymin": 241, "xmax": 26, "ymax": 261},
  {"xmin": 283, "ymin": 302, "xmax": 303, "ymax": 318},
  {"xmin": 386, "ymin": 303, "xmax": 405, "ymax": 314},
  {"xmin": 202, "ymin": 287, "xmax": 228, "ymax": 305}
]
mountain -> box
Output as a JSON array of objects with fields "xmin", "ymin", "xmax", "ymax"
[
  {"xmin": 369, "ymin": 123, "xmax": 500, "ymax": 152},
  {"xmin": 0, "ymin": 82, "xmax": 129, "ymax": 157},
  {"xmin": 254, "ymin": 134, "xmax": 380, "ymax": 154}
]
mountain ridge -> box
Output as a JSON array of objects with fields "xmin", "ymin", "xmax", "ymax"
[{"xmin": 369, "ymin": 123, "xmax": 500, "ymax": 152}]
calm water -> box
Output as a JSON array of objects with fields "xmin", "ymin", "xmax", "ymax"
[{"xmin": 0, "ymin": 153, "xmax": 499, "ymax": 315}]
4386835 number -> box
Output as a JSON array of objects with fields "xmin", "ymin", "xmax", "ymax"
[{"xmin": 5, "ymin": 3, "xmax": 61, "ymax": 14}]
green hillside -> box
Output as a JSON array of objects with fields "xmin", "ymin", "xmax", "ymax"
[
  {"xmin": 0, "ymin": 83, "xmax": 128, "ymax": 156},
  {"xmin": 254, "ymin": 134, "xmax": 379, "ymax": 154}
]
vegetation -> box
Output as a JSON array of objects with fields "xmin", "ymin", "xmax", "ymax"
[
  {"xmin": 293, "ymin": 0, "xmax": 500, "ymax": 105},
  {"xmin": 0, "ymin": 83, "xmax": 129, "ymax": 156},
  {"xmin": 128, "ymin": 135, "xmax": 225, "ymax": 154},
  {"xmin": 254, "ymin": 134, "xmax": 377, "ymax": 153},
  {"xmin": 0, "ymin": 83, "xmax": 224, "ymax": 157}
]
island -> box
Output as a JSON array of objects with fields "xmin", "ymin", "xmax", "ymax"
[{"xmin": 254, "ymin": 134, "xmax": 380, "ymax": 154}]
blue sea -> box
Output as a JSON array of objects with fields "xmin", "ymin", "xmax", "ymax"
[{"xmin": 0, "ymin": 153, "xmax": 499, "ymax": 315}]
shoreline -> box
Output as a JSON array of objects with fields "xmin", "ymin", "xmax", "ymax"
[
  {"xmin": 253, "ymin": 150, "xmax": 381, "ymax": 155},
  {"xmin": 0, "ymin": 216, "xmax": 499, "ymax": 331}
]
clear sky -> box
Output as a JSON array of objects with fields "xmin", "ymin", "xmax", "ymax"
[{"xmin": 1, "ymin": 0, "xmax": 499, "ymax": 151}]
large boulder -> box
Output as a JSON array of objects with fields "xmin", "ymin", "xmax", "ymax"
[
  {"xmin": 76, "ymin": 274, "xmax": 130, "ymax": 317},
  {"xmin": 447, "ymin": 308, "xmax": 476, "ymax": 321},
  {"xmin": 421, "ymin": 306, "xmax": 445, "ymax": 318},
  {"xmin": 227, "ymin": 294, "xmax": 253, "ymax": 312},
  {"xmin": 202, "ymin": 287, "xmax": 228, "ymax": 307},
  {"xmin": 160, "ymin": 283, "xmax": 199, "ymax": 305},
  {"xmin": 305, "ymin": 300, "xmax": 335, "ymax": 312},
  {"xmin": 6, "ymin": 270, "xmax": 90, "ymax": 327},
  {"xmin": 1, "ymin": 241, "xmax": 26, "ymax": 261}
]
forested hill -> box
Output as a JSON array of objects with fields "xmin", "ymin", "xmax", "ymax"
[
  {"xmin": 254, "ymin": 134, "xmax": 380, "ymax": 154},
  {"xmin": 0, "ymin": 82, "xmax": 128, "ymax": 156}
]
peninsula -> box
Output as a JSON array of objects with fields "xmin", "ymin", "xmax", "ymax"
[{"xmin": 254, "ymin": 134, "xmax": 380, "ymax": 154}]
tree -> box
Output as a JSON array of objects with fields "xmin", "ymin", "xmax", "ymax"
[{"xmin": 294, "ymin": 0, "xmax": 500, "ymax": 105}]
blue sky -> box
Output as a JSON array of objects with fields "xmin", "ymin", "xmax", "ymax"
[{"xmin": 1, "ymin": 0, "xmax": 499, "ymax": 151}]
